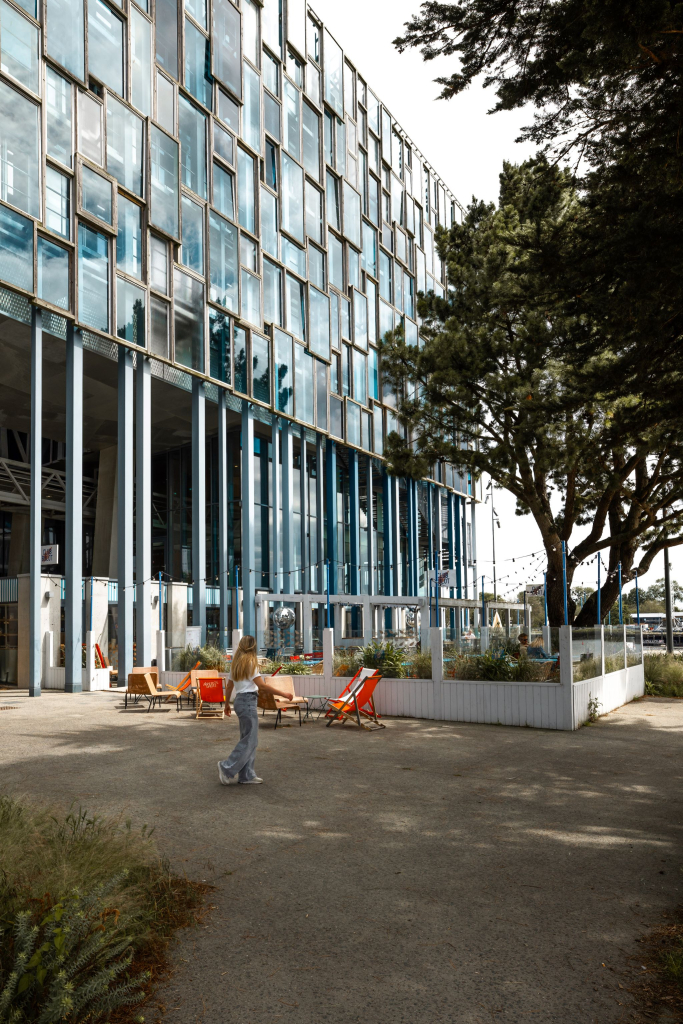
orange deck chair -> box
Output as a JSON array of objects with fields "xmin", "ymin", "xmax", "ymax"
[
  {"xmin": 163, "ymin": 660, "xmax": 201, "ymax": 706},
  {"xmin": 192, "ymin": 670, "xmax": 226, "ymax": 719},
  {"xmin": 325, "ymin": 667, "xmax": 385, "ymax": 730}
]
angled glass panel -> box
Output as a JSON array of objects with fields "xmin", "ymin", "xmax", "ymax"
[
  {"xmin": 285, "ymin": 272, "xmax": 304, "ymax": 340},
  {"xmin": 78, "ymin": 91, "xmax": 103, "ymax": 165},
  {"xmin": 218, "ymin": 88, "xmax": 240, "ymax": 131},
  {"xmin": 46, "ymin": 0, "xmax": 84, "ymax": 80},
  {"xmin": 362, "ymin": 221, "xmax": 376, "ymax": 278},
  {"xmin": 186, "ymin": 0, "xmax": 206, "ymax": 28},
  {"xmin": 366, "ymin": 277, "xmax": 377, "ymax": 343},
  {"xmin": 209, "ymin": 209, "xmax": 238, "ymax": 310},
  {"xmin": 213, "ymin": 0, "xmax": 241, "ymax": 98},
  {"xmin": 326, "ymin": 170, "xmax": 339, "ymax": 231},
  {"xmin": 209, "ymin": 308, "xmax": 230, "ymax": 383},
  {"xmin": 106, "ymin": 95, "xmax": 144, "ymax": 197},
  {"xmin": 316, "ymin": 358, "xmax": 327, "ymax": 430},
  {"xmin": 243, "ymin": 0, "xmax": 259, "ymax": 65},
  {"xmin": 149, "ymin": 125, "xmax": 179, "ymax": 237},
  {"xmin": 274, "ymin": 327, "xmax": 293, "ymax": 412},
  {"xmin": 252, "ymin": 333, "xmax": 270, "ymax": 404},
  {"xmin": 81, "ymin": 165, "xmax": 112, "ymax": 224},
  {"xmin": 173, "ymin": 267, "xmax": 204, "ymax": 370},
  {"xmin": 46, "ymin": 68, "xmax": 72, "ymax": 167},
  {"xmin": 185, "ymin": 18, "xmax": 213, "ymax": 110},
  {"xmin": 243, "ymin": 61, "xmax": 261, "ymax": 152},
  {"xmin": 233, "ymin": 323, "xmax": 247, "ymax": 392},
  {"xmin": 328, "ymin": 233, "xmax": 343, "ymax": 290},
  {"xmin": 281, "ymin": 236, "xmax": 305, "ymax": 276},
  {"xmin": 305, "ymin": 181, "xmax": 322, "ymax": 243},
  {"xmin": 0, "ymin": 80, "xmax": 39, "ymax": 217},
  {"xmin": 308, "ymin": 285, "xmax": 329, "ymax": 359},
  {"xmin": 263, "ymin": 256, "xmax": 281, "ymax": 325},
  {"xmin": 38, "ymin": 237, "xmax": 69, "ymax": 309},
  {"xmin": 213, "ymin": 161, "xmax": 235, "ymax": 220},
  {"xmin": 179, "ymin": 96, "xmax": 207, "ymax": 198},
  {"xmin": 88, "ymin": 0, "xmax": 123, "ymax": 95},
  {"xmin": 180, "ymin": 194, "xmax": 204, "ymax": 274},
  {"xmin": 323, "ymin": 29, "xmax": 342, "ymax": 117},
  {"xmin": 368, "ymin": 345, "xmax": 378, "ymax": 400},
  {"xmin": 302, "ymin": 102, "xmax": 319, "ymax": 180},
  {"xmin": 78, "ymin": 223, "xmax": 108, "ymax": 331},
  {"xmin": 263, "ymin": 49, "xmax": 279, "ymax": 94},
  {"xmin": 283, "ymin": 78, "xmax": 300, "ymax": 161},
  {"xmin": 281, "ymin": 153, "xmax": 303, "ymax": 242},
  {"xmin": 353, "ymin": 288, "xmax": 367, "ymax": 350},
  {"xmin": 241, "ymin": 267, "xmax": 260, "ymax": 325},
  {"xmin": 260, "ymin": 186, "xmax": 278, "ymax": 256},
  {"xmin": 294, "ymin": 342, "xmax": 313, "ymax": 424},
  {"xmin": 150, "ymin": 295, "xmax": 169, "ymax": 357},
  {"xmin": 262, "ymin": 0, "xmax": 281, "ymax": 58},
  {"xmin": 237, "ymin": 148, "xmax": 255, "ymax": 231},
  {"xmin": 130, "ymin": 8, "xmax": 151, "ymax": 115},
  {"xmin": 0, "ymin": 203, "xmax": 32, "ymax": 291},
  {"xmin": 308, "ymin": 244, "xmax": 324, "ymax": 288},
  {"xmin": 150, "ymin": 233, "xmax": 168, "ymax": 293},
  {"xmin": 45, "ymin": 167, "xmax": 70, "ymax": 238},
  {"xmin": 214, "ymin": 122, "xmax": 234, "ymax": 164},
  {"xmin": 347, "ymin": 400, "xmax": 360, "ymax": 447},
  {"xmin": 156, "ymin": 71, "xmax": 175, "ymax": 133},
  {"xmin": 353, "ymin": 349, "xmax": 367, "ymax": 404},
  {"xmin": 116, "ymin": 195, "xmax": 142, "ymax": 278},
  {"xmin": 343, "ymin": 180, "xmax": 361, "ymax": 247},
  {"xmin": 155, "ymin": 0, "xmax": 177, "ymax": 78},
  {"xmin": 264, "ymin": 91, "xmax": 280, "ymax": 141},
  {"xmin": 0, "ymin": 2, "xmax": 40, "ymax": 93},
  {"xmin": 116, "ymin": 277, "xmax": 146, "ymax": 346}
]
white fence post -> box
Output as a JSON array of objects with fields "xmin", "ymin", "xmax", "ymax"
[
  {"xmin": 322, "ymin": 627, "xmax": 334, "ymax": 680},
  {"xmin": 623, "ymin": 624, "xmax": 627, "ymax": 669},
  {"xmin": 559, "ymin": 625, "xmax": 574, "ymax": 729},
  {"xmin": 600, "ymin": 624, "xmax": 605, "ymax": 676},
  {"xmin": 156, "ymin": 629, "xmax": 165, "ymax": 671},
  {"xmin": 430, "ymin": 626, "xmax": 444, "ymax": 720},
  {"xmin": 232, "ymin": 628, "xmax": 243, "ymax": 652},
  {"xmin": 480, "ymin": 625, "xmax": 489, "ymax": 652},
  {"xmin": 542, "ymin": 624, "xmax": 551, "ymax": 651}
]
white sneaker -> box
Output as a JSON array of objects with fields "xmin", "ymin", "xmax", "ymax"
[
  {"xmin": 217, "ymin": 762, "xmax": 235, "ymax": 785},
  {"xmin": 238, "ymin": 776, "xmax": 264, "ymax": 785}
]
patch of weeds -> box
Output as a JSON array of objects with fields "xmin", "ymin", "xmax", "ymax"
[
  {"xmin": 625, "ymin": 905, "xmax": 683, "ymax": 1022},
  {"xmin": 586, "ymin": 694, "xmax": 602, "ymax": 724},
  {"xmin": 644, "ymin": 653, "xmax": 683, "ymax": 697}
]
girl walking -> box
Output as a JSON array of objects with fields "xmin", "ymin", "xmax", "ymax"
[{"xmin": 217, "ymin": 635, "xmax": 293, "ymax": 786}]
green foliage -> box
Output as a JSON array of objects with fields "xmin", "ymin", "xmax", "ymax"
[
  {"xmin": 644, "ymin": 654, "xmax": 683, "ymax": 697},
  {"xmin": 447, "ymin": 649, "xmax": 548, "ymax": 682},
  {"xmin": 405, "ymin": 650, "xmax": 432, "ymax": 679},
  {"xmin": 174, "ymin": 644, "xmax": 228, "ymax": 672},
  {"xmin": 261, "ymin": 659, "xmax": 311, "ymax": 676},
  {"xmin": 586, "ymin": 695, "xmax": 602, "ymax": 724},
  {"xmin": 357, "ymin": 642, "xmax": 405, "ymax": 678},
  {"xmin": 662, "ymin": 938, "xmax": 683, "ymax": 985}
]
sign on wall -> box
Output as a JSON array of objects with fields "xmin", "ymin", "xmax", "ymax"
[{"xmin": 41, "ymin": 544, "xmax": 58, "ymax": 565}]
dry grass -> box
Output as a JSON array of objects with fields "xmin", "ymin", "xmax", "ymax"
[
  {"xmin": 644, "ymin": 654, "xmax": 683, "ymax": 697},
  {"xmin": 624, "ymin": 907, "xmax": 683, "ymax": 1022}
]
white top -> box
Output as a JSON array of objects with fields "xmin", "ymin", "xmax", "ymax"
[{"xmin": 229, "ymin": 670, "xmax": 260, "ymax": 695}]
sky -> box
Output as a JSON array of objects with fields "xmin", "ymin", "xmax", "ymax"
[{"xmin": 310, "ymin": 0, "xmax": 683, "ymax": 599}]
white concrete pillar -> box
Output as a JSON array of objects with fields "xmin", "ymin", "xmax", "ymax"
[
  {"xmin": 166, "ymin": 582, "xmax": 188, "ymax": 650},
  {"xmin": 322, "ymin": 626, "xmax": 334, "ymax": 679}
]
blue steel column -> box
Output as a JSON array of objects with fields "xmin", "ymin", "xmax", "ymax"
[
  {"xmin": 300, "ymin": 426, "xmax": 308, "ymax": 592},
  {"xmin": 282, "ymin": 422, "xmax": 294, "ymax": 593},
  {"xmin": 447, "ymin": 490, "xmax": 456, "ymax": 631},
  {"xmin": 241, "ymin": 400, "xmax": 255, "ymax": 634},
  {"xmin": 29, "ymin": 308, "xmax": 42, "ymax": 697},
  {"xmin": 271, "ymin": 417, "xmax": 281, "ymax": 595},
  {"xmin": 218, "ymin": 390, "xmax": 229, "ymax": 645},
  {"xmin": 382, "ymin": 468, "xmax": 393, "ymax": 630},
  {"xmin": 326, "ymin": 438, "xmax": 337, "ymax": 596},
  {"xmin": 136, "ymin": 356, "xmax": 152, "ymax": 664},
  {"xmin": 391, "ymin": 476, "xmax": 400, "ymax": 597},
  {"xmin": 118, "ymin": 347, "xmax": 134, "ymax": 687},
  {"xmin": 454, "ymin": 494, "xmax": 463, "ymax": 598},
  {"xmin": 367, "ymin": 457, "xmax": 374, "ymax": 595},
  {"xmin": 348, "ymin": 450, "xmax": 360, "ymax": 596},
  {"xmin": 316, "ymin": 435, "xmax": 324, "ymax": 593},
  {"xmin": 427, "ymin": 483, "xmax": 434, "ymax": 578},
  {"xmin": 192, "ymin": 378, "xmax": 206, "ymax": 644},
  {"xmin": 470, "ymin": 497, "xmax": 478, "ymax": 605},
  {"xmin": 65, "ymin": 322, "xmax": 82, "ymax": 693}
]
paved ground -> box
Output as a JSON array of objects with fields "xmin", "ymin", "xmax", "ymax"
[{"xmin": 0, "ymin": 691, "xmax": 681, "ymax": 1024}]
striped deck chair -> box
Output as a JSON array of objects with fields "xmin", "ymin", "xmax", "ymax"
[{"xmin": 325, "ymin": 668, "xmax": 385, "ymax": 730}]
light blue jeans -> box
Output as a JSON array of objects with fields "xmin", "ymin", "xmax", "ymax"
[{"xmin": 219, "ymin": 692, "xmax": 259, "ymax": 781}]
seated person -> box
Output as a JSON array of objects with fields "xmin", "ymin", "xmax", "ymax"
[{"xmin": 517, "ymin": 633, "xmax": 553, "ymax": 660}]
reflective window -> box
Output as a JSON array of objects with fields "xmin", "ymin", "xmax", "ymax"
[
  {"xmin": 305, "ymin": 65, "xmax": 320, "ymax": 106},
  {"xmin": 150, "ymin": 295, "xmax": 169, "ymax": 357},
  {"xmin": 106, "ymin": 95, "xmax": 144, "ymax": 197},
  {"xmin": 0, "ymin": 1, "xmax": 39, "ymax": 93},
  {"xmin": 309, "ymin": 285, "xmax": 329, "ymax": 359},
  {"xmin": 233, "ymin": 323, "xmax": 247, "ymax": 392},
  {"xmin": 209, "ymin": 210, "xmax": 237, "ymax": 309},
  {"xmin": 78, "ymin": 91, "xmax": 103, "ymax": 165},
  {"xmin": 213, "ymin": 0, "xmax": 241, "ymax": 98},
  {"xmin": 366, "ymin": 278, "xmax": 377, "ymax": 343},
  {"xmin": 38, "ymin": 238, "xmax": 70, "ymax": 309},
  {"xmin": 379, "ymin": 297, "xmax": 393, "ymax": 340},
  {"xmin": 264, "ymin": 92, "xmax": 280, "ymax": 141},
  {"xmin": 130, "ymin": 8, "xmax": 151, "ymax": 115},
  {"xmin": 0, "ymin": 203, "xmax": 32, "ymax": 291},
  {"xmin": 263, "ymin": 257, "xmax": 281, "ymax": 325},
  {"xmin": 185, "ymin": 19, "xmax": 212, "ymax": 110},
  {"xmin": 213, "ymin": 161, "xmax": 235, "ymax": 219},
  {"xmin": 179, "ymin": 96, "xmax": 207, "ymax": 198},
  {"xmin": 46, "ymin": 68, "xmax": 72, "ymax": 167},
  {"xmin": 185, "ymin": 0, "xmax": 205, "ymax": 27},
  {"xmin": 116, "ymin": 196, "xmax": 142, "ymax": 278},
  {"xmin": 368, "ymin": 174, "xmax": 379, "ymax": 225},
  {"xmin": 252, "ymin": 333, "xmax": 270, "ymax": 404},
  {"xmin": 218, "ymin": 88, "xmax": 240, "ymax": 131},
  {"xmin": 156, "ymin": 71, "xmax": 175, "ymax": 134},
  {"xmin": 324, "ymin": 110, "xmax": 333, "ymax": 166},
  {"xmin": 323, "ymin": 29, "xmax": 343, "ymax": 117},
  {"xmin": 0, "ymin": 81, "xmax": 39, "ymax": 217},
  {"xmin": 328, "ymin": 233, "xmax": 343, "ymax": 290},
  {"xmin": 155, "ymin": 0, "xmax": 178, "ymax": 79},
  {"xmin": 281, "ymin": 236, "xmax": 305, "ymax": 275},
  {"xmin": 173, "ymin": 267, "xmax": 204, "ymax": 370},
  {"xmin": 286, "ymin": 47, "xmax": 302, "ymax": 86},
  {"xmin": 336, "ymin": 117, "xmax": 345, "ymax": 177},
  {"xmin": 241, "ymin": 268, "xmax": 260, "ymax": 325},
  {"xmin": 243, "ymin": 0, "xmax": 259, "ymax": 66},
  {"xmin": 260, "ymin": 186, "xmax": 278, "ymax": 256},
  {"xmin": 362, "ymin": 221, "xmax": 376, "ymax": 278},
  {"xmin": 353, "ymin": 289, "xmax": 367, "ymax": 350},
  {"xmin": 343, "ymin": 181, "xmax": 361, "ymax": 247},
  {"xmin": 209, "ymin": 308, "xmax": 230, "ymax": 382},
  {"xmin": 326, "ymin": 171, "xmax": 339, "ymax": 231},
  {"xmin": 243, "ymin": 62, "xmax": 261, "ymax": 152},
  {"xmin": 45, "ymin": 167, "xmax": 70, "ymax": 239},
  {"xmin": 81, "ymin": 166, "xmax": 112, "ymax": 225},
  {"xmin": 330, "ymin": 395, "xmax": 343, "ymax": 438},
  {"xmin": 180, "ymin": 195, "xmax": 204, "ymax": 274},
  {"xmin": 379, "ymin": 250, "xmax": 391, "ymax": 302},
  {"xmin": 283, "ymin": 79, "xmax": 300, "ymax": 161},
  {"xmin": 88, "ymin": 0, "xmax": 123, "ymax": 95},
  {"xmin": 150, "ymin": 233, "xmax": 168, "ymax": 293},
  {"xmin": 237, "ymin": 148, "xmax": 255, "ymax": 231},
  {"xmin": 368, "ymin": 345, "xmax": 378, "ymax": 399},
  {"xmin": 240, "ymin": 232, "xmax": 257, "ymax": 269},
  {"xmin": 150, "ymin": 125, "xmax": 179, "ymax": 237},
  {"xmin": 286, "ymin": 272, "xmax": 304, "ymax": 340},
  {"xmin": 263, "ymin": 49, "xmax": 278, "ymax": 94},
  {"xmin": 281, "ymin": 153, "xmax": 303, "ymax": 242},
  {"xmin": 348, "ymin": 246, "xmax": 360, "ymax": 289},
  {"xmin": 274, "ymin": 327, "xmax": 293, "ymax": 413},
  {"xmin": 262, "ymin": 0, "xmax": 281, "ymax": 57},
  {"xmin": 116, "ymin": 277, "xmax": 146, "ymax": 345},
  {"xmin": 265, "ymin": 140, "xmax": 278, "ymax": 189},
  {"xmin": 294, "ymin": 342, "xmax": 313, "ymax": 424},
  {"xmin": 305, "ymin": 182, "xmax": 322, "ymax": 243},
  {"xmin": 46, "ymin": 0, "xmax": 84, "ymax": 80},
  {"xmin": 302, "ymin": 103, "xmax": 319, "ymax": 180},
  {"xmin": 316, "ymin": 359, "xmax": 327, "ymax": 429},
  {"xmin": 330, "ymin": 289, "xmax": 339, "ymax": 347},
  {"xmin": 404, "ymin": 272, "xmax": 414, "ymax": 318},
  {"xmin": 214, "ymin": 122, "xmax": 234, "ymax": 164},
  {"xmin": 347, "ymin": 400, "xmax": 360, "ymax": 447},
  {"xmin": 341, "ymin": 297, "xmax": 350, "ymax": 340},
  {"xmin": 308, "ymin": 245, "xmax": 324, "ymax": 289},
  {"xmin": 78, "ymin": 223, "xmax": 108, "ymax": 331}
]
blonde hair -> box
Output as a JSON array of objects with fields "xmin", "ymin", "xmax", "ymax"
[{"xmin": 231, "ymin": 635, "xmax": 259, "ymax": 682}]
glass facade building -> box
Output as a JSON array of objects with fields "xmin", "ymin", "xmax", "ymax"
[{"xmin": 0, "ymin": 0, "xmax": 478, "ymax": 692}]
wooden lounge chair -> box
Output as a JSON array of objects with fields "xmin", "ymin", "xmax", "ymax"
[
  {"xmin": 162, "ymin": 660, "xmax": 201, "ymax": 705},
  {"xmin": 258, "ymin": 674, "xmax": 307, "ymax": 728},
  {"xmin": 123, "ymin": 673, "xmax": 181, "ymax": 712},
  {"xmin": 325, "ymin": 668, "xmax": 385, "ymax": 730},
  {"xmin": 192, "ymin": 671, "xmax": 225, "ymax": 719}
]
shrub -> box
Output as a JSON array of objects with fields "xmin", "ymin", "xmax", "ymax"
[
  {"xmin": 644, "ymin": 653, "xmax": 683, "ymax": 697},
  {"xmin": 262, "ymin": 659, "xmax": 311, "ymax": 675},
  {"xmin": 174, "ymin": 643, "xmax": 228, "ymax": 672},
  {"xmin": 357, "ymin": 642, "xmax": 405, "ymax": 678},
  {"xmin": 405, "ymin": 650, "xmax": 432, "ymax": 679},
  {"xmin": 446, "ymin": 649, "xmax": 549, "ymax": 682}
]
